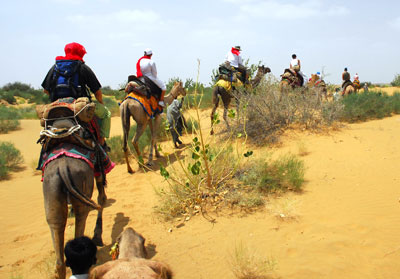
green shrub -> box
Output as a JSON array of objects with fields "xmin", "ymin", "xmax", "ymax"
[
  {"xmin": 0, "ymin": 90, "xmax": 17, "ymax": 104},
  {"xmin": 241, "ymin": 154, "xmax": 305, "ymax": 193},
  {"xmin": 391, "ymin": 74, "xmax": 400, "ymax": 87},
  {"xmin": 340, "ymin": 91, "xmax": 395, "ymax": 122},
  {"xmin": 0, "ymin": 141, "xmax": 24, "ymax": 179},
  {"xmin": 2, "ymin": 82, "xmax": 32, "ymax": 92}
]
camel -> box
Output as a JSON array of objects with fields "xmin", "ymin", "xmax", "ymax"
[
  {"xmin": 210, "ymin": 65, "xmax": 271, "ymax": 135},
  {"xmin": 90, "ymin": 227, "xmax": 172, "ymax": 279},
  {"xmin": 120, "ymin": 81, "xmax": 187, "ymax": 173},
  {"xmin": 43, "ymin": 156, "xmax": 106, "ymax": 279},
  {"xmin": 279, "ymin": 69, "xmax": 303, "ymax": 92},
  {"xmin": 342, "ymin": 84, "xmax": 355, "ymax": 96},
  {"xmin": 307, "ymin": 74, "xmax": 328, "ymax": 100}
]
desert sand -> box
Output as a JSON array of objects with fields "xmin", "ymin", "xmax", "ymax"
[{"xmin": 1, "ymin": 108, "xmax": 400, "ymax": 279}]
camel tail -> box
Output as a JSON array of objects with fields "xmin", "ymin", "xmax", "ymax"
[{"xmin": 58, "ymin": 159, "xmax": 101, "ymax": 210}]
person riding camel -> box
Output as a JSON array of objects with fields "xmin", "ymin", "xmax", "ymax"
[
  {"xmin": 41, "ymin": 42, "xmax": 111, "ymax": 150},
  {"xmin": 225, "ymin": 46, "xmax": 248, "ymax": 83},
  {"xmin": 289, "ymin": 54, "xmax": 304, "ymax": 86},
  {"xmin": 136, "ymin": 48, "xmax": 166, "ymax": 107},
  {"xmin": 342, "ymin": 67, "xmax": 351, "ymax": 89}
]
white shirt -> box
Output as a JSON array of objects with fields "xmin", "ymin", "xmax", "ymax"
[
  {"xmin": 70, "ymin": 274, "xmax": 88, "ymax": 279},
  {"xmin": 139, "ymin": 58, "xmax": 166, "ymax": 90},
  {"xmin": 225, "ymin": 51, "xmax": 243, "ymax": 68},
  {"xmin": 290, "ymin": 58, "xmax": 299, "ymax": 68},
  {"xmin": 140, "ymin": 58, "xmax": 158, "ymax": 79}
]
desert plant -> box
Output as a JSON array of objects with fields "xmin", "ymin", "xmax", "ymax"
[
  {"xmin": 240, "ymin": 154, "xmax": 305, "ymax": 193},
  {"xmin": 339, "ymin": 91, "xmax": 395, "ymax": 122},
  {"xmin": 230, "ymin": 242, "xmax": 277, "ymax": 279},
  {"xmin": 0, "ymin": 141, "xmax": 24, "ymax": 179}
]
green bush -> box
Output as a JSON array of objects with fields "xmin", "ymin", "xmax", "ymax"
[
  {"xmin": 0, "ymin": 91, "xmax": 17, "ymax": 104},
  {"xmin": 1, "ymin": 82, "xmax": 32, "ymax": 92},
  {"xmin": 0, "ymin": 141, "xmax": 24, "ymax": 179},
  {"xmin": 240, "ymin": 154, "xmax": 305, "ymax": 193},
  {"xmin": 391, "ymin": 74, "xmax": 400, "ymax": 87},
  {"xmin": 340, "ymin": 91, "xmax": 396, "ymax": 122}
]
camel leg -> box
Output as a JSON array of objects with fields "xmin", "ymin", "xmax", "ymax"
[
  {"xmin": 132, "ymin": 123, "xmax": 147, "ymax": 166},
  {"xmin": 153, "ymin": 115, "xmax": 162, "ymax": 158},
  {"xmin": 147, "ymin": 116, "xmax": 162, "ymax": 166},
  {"xmin": 120, "ymin": 102, "xmax": 134, "ymax": 174},
  {"xmin": 210, "ymin": 87, "xmax": 220, "ymax": 135},
  {"xmin": 43, "ymin": 175, "xmax": 68, "ymax": 279},
  {"xmin": 223, "ymin": 104, "xmax": 230, "ymax": 130},
  {"xmin": 92, "ymin": 177, "xmax": 106, "ymax": 246}
]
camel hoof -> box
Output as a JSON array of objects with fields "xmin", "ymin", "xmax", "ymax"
[
  {"xmin": 127, "ymin": 167, "xmax": 135, "ymax": 174},
  {"xmin": 146, "ymin": 162, "xmax": 153, "ymax": 167},
  {"xmin": 210, "ymin": 130, "xmax": 214, "ymax": 135},
  {"xmin": 92, "ymin": 236, "xmax": 104, "ymax": 247}
]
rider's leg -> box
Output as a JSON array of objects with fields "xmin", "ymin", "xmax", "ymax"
[{"xmin": 94, "ymin": 103, "xmax": 111, "ymax": 146}]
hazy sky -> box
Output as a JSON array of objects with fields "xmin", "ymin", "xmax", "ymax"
[{"xmin": 1, "ymin": 0, "xmax": 399, "ymax": 89}]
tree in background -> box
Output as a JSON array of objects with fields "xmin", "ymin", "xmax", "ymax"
[{"xmin": 391, "ymin": 74, "xmax": 400, "ymax": 86}]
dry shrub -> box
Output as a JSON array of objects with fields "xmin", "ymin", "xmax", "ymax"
[
  {"xmin": 231, "ymin": 242, "xmax": 277, "ymax": 279},
  {"xmin": 232, "ymin": 82, "xmax": 343, "ymax": 144}
]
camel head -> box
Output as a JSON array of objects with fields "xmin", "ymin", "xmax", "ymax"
[
  {"xmin": 171, "ymin": 81, "xmax": 187, "ymax": 98},
  {"xmin": 116, "ymin": 227, "xmax": 148, "ymax": 260},
  {"xmin": 258, "ymin": 65, "xmax": 271, "ymax": 75}
]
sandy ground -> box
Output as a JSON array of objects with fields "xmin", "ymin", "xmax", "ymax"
[{"xmin": 1, "ymin": 108, "xmax": 400, "ymax": 279}]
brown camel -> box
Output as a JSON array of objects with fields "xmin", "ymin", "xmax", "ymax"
[
  {"xmin": 279, "ymin": 69, "xmax": 303, "ymax": 92},
  {"xmin": 210, "ymin": 65, "xmax": 271, "ymax": 134},
  {"xmin": 342, "ymin": 84, "xmax": 355, "ymax": 96},
  {"xmin": 120, "ymin": 81, "xmax": 187, "ymax": 173},
  {"xmin": 307, "ymin": 74, "xmax": 328, "ymax": 100},
  {"xmin": 43, "ymin": 156, "xmax": 106, "ymax": 279},
  {"xmin": 90, "ymin": 227, "xmax": 172, "ymax": 279}
]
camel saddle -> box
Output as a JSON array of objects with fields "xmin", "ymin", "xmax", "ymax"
[
  {"xmin": 126, "ymin": 75, "xmax": 162, "ymax": 100},
  {"xmin": 36, "ymin": 97, "xmax": 101, "ymax": 154},
  {"xmin": 342, "ymin": 80, "xmax": 353, "ymax": 90},
  {"xmin": 36, "ymin": 97, "xmax": 95, "ymax": 127},
  {"xmin": 281, "ymin": 69, "xmax": 303, "ymax": 87}
]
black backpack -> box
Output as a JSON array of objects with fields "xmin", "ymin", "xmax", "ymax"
[{"xmin": 50, "ymin": 60, "xmax": 88, "ymax": 102}]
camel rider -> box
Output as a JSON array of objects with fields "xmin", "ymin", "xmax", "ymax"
[
  {"xmin": 41, "ymin": 42, "xmax": 111, "ymax": 149},
  {"xmin": 136, "ymin": 48, "xmax": 166, "ymax": 107},
  {"xmin": 225, "ymin": 46, "xmax": 248, "ymax": 83},
  {"xmin": 289, "ymin": 54, "xmax": 305, "ymax": 86},
  {"xmin": 342, "ymin": 67, "xmax": 351, "ymax": 89},
  {"xmin": 354, "ymin": 73, "xmax": 359, "ymax": 81}
]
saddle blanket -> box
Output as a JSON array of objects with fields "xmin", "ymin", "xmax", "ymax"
[
  {"xmin": 121, "ymin": 92, "xmax": 163, "ymax": 119},
  {"xmin": 214, "ymin": 79, "xmax": 243, "ymax": 93},
  {"xmin": 40, "ymin": 142, "xmax": 115, "ymax": 179}
]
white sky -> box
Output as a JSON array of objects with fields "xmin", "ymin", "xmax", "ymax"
[{"xmin": 1, "ymin": 0, "xmax": 399, "ymax": 89}]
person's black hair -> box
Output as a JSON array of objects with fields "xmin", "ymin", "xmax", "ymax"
[
  {"xmin": 65, "ymin": 236, "xmax": 97, "ymax": 275},
  {"xmin": 344, "ymin": 67, "xmax": 348, "ymax": 71},
  {"xmin": 292, "ymin": 54, "xmax": 297, "ymax": 59}
]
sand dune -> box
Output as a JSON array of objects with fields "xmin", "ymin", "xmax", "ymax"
[{"xmin": 1, "ymin": 111, "xmax": 400, "ymax": 279}]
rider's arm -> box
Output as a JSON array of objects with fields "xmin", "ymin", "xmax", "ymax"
[
  {"xmin": 298, "ymin": 59, "xmax": 301, "ymax": 69},
  {"xmin": 94, "ymin": 89, "xmax": 104, "ymax": 104},
  {"xmin": 43, "ymin": 89, "xmax": 50, "ymax": 95}
]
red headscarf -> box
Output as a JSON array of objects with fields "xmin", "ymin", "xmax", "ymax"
[
  {"xmin": 136, "ymin": 55, "xmax": 151, "ymax": 77},
  {"xmin": 231, "ymin": 47, "xmax": 240, "ymax": 56},
  {"xmin": 55, "ymin": 42, "xmax": 87, "ymax": 61}
]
